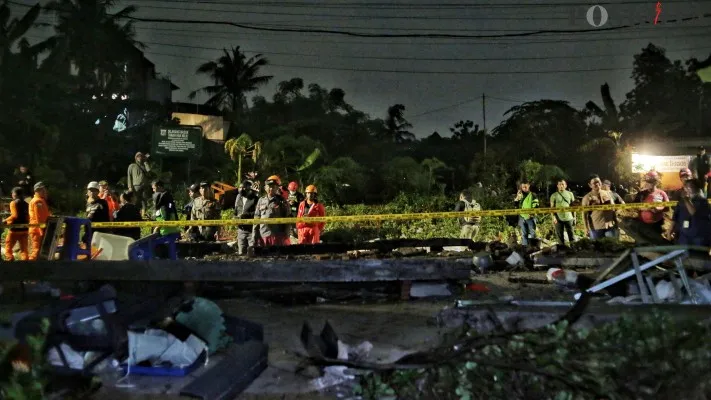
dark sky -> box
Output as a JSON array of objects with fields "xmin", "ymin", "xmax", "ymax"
[{"xmin": 17, "ymin": 0, "xmax": 711, "ymax": 137}]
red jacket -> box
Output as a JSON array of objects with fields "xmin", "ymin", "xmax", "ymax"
[{"xmin": 296, "ymin": 201, "xmax": 325, "ymax": 230}]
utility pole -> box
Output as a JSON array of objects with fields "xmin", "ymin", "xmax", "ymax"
[{"xmin": 482, "ymin": 93, "xmax": 487, "ymax": 155}]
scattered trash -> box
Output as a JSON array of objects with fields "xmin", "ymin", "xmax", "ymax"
[
  {"xmin": 472, "ymin": 252, "xmax": 493, "ymax": 273},
  {"xmin": 546, "ymin": 268, "xmax": 579, "ymax": 289},
  {"xmin": 126, "ymin": 329, "xmax": 208, "ymax": 374},
  {"xmin": 505, "ymin": 251, "xmax": 524, "ymax": 266},
  {"xmin": 465, "ymin": 283, "xmax": 490, "ymax": 292},
  {"xmin": 409, "ymin": 282, "xmax": 452, "ymax": 298},
  {"xmin": 175, "ymin": 297, "xmax": 232, "ymax": 354}
]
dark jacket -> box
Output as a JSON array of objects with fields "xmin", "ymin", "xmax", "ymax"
[
  {"xmin": 253, "ymin": 195, "xmax": 290, "ymax": 240},
  {"xmin": 6, "ymin": 199, "xmax": 29, "ymax": 232},
  {"xmin": 87, "ymin": 197, "xmax": 110, "ymax": 224},
  {"xmin": 234, "ymin": 192, "xmax": 258, "ymax": 232},
  {"xmin": 13, "ymin": 170, "xmax": 33, "ymax": 196},
  {"xmin": 115, "ymin": 202, "xmax": 143, "ymax": 240},
  {"xmin": 689, "ymin": 154, "xmax": 711, "ymax": 178},
  {"xmin": 287, "ymin": 191, "xmax": 305, "ymax": 216}
]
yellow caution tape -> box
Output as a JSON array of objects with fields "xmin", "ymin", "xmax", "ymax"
[{"xmin": 0, "ymin": 200, "xmax": 681, "ymax": 229}]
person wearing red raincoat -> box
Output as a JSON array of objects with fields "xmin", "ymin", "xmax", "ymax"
[{"xmin": 296, "ymin": 185, "xmax": 326, "ymax": 244}]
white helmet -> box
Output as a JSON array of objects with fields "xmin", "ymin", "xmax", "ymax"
[{"xmin": 87, "ymin": 181, "xmax": 100, "ymax": 190}]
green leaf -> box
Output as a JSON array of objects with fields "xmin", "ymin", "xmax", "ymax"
[{"xmin": 296, "ymin": 148, "xmax": 321, "ymax": 171}]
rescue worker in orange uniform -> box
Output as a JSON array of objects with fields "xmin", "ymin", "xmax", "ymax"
[
  {"xmin": 98, "ymin": 180, "xmax": 119, "ymax": 221},
  {"xmin": 296, "ymin": 185, "xmax": 326, "ymax": 244},
  {"xmin": 28, "ymin": 182, "xmax": 51, "ymax": 260},
  {"xmin": 4, "ymin": 187, "xmax": 30, "ymax": 261}
]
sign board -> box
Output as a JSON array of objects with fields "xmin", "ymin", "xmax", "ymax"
[
  {"xmin": 631, "ymin": 154, "xmax": 691, "ymax": 173},
  {"xmin": 151, "ymin": 125, "xmax": 203, "ymax": 158}
]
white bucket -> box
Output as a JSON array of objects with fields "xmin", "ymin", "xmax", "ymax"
[{"xmin": 91, "ymin": 232, "xmax": 135, "ymax": 261}]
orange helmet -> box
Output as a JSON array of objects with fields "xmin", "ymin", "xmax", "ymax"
[
  {"xmin": 288, "ymin": 181, "xmax": 299, "ymax": 191},
  {"xmin": 265, "ymin": 175, "xmax": 281, "ymax": 185},
  {"xmin": 305, "ymin": 184, "xmax": 317, "ymax": 193}
]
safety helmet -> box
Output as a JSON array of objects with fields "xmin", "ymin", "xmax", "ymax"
[
  {"xmin": 265, "ymin": 175, "xmax": 281, "ymax": 186},
  {"xmin": 305, "ymin": 184, "xmax": 317, "ymax": 193},
  {"xmin": 288, "ymin": 181, "xmax": 299, "ymax": 191},
  {"xmin": 680, "ymin": 168, "xmax": 692, "ymax": 178},
  {"xmin": 644, "ymin": 170, "xmax": 660, "ymax": 182},
  {"xmin": 87, "ymin": 181, "xmax": 100, "ymax": 190}
]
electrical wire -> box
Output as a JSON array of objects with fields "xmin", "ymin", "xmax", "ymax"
[
  {"xmin": 409, "ymin": 95, "xmax": 532, "ymax": 119},
  {"xmin": 8, "ymin": 0, "xmax": 711, "ymax": 39}
]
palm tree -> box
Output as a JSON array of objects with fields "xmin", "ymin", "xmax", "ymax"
[
  {"xmin": 40, "ymin": 0, "xmax": 141, "ymax": 90},
  {"xmin": 189, "ymin": 46, "xmax": 273, "ymax": 116},
  {"xmin": 583, "ymin": 83, "xmax": 624, "ymax": 151},
  {"xmin": 224, "ymin": 133, "xmax": 261, "ymax": 185},
  {"xmin": 0, "ymin": 1, "xmax": 40, "ymax": 67},
  {"xmin": 384, "ymin": 104, "xmax": 415, "ymax": 143}
]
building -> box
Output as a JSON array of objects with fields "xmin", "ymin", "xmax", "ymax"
[
  {"xmin": 125, "ymin": 46, "xmax": 179, "ymax": 105},
  {"xmin": 630, "ymin": 137, "xmax": 709, "ymax": 190},
  {"xmin": 171, "ymin": 102, "xmax": 229, "ymax": 143}
]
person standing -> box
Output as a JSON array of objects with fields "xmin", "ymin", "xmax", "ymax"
[
  {"xmin": 127, "ymin": 152, "xmax": 152, "ymax": 217},
  {"xmin": 151, "ymin": 180, "xmax": 180, "ymax": 238},
  {"xmin": 98, "ymin": 180, "xmax": 119, "ymax": 221},
  {"xmin": 13, "ymin": 164, "xmax": 33, "ymax": 200},
  {"xmin": 454, "ymin": 190, "xmax": 482, "ymax": 241},
  {"xmin": 550, "ymin": 179, "xmax": 576, "ymax": 246},
  {"xmin": 114, "ymin": 191, "xmax": 143, "ymax": 240},
  {"xmin": 3, "ymin": 187, "xmax": 29, "ymax": 261},
  {"xmin": 602, "ymin": 180, "xmax": 625, "ymax": 204},
  {"xmin": 85, "ymin": 181, "xmax": 111, "ymax": 242},
  {"xmin": 581, "ymin": 174, "xmax": 618, "ymax": 239},
  {"xmin": 688, "ymin": 146, "xmax": 711, "ymax": 194},
  {"xmin": 296, "ymin": 185, "xmax": 326, "ymax": 244},
  {"xmin": 233, "ymin": 180, "xmax": 258, "ymax": 255},
  {"xmin": 666, "ymin": 179, "xmax": 711, "ymax": 246},
  {"xmin": 189, "ymin": 182, "xmax": 220, "ymax": 241},
  {"xmin": 28, "ymin": 182, "xmax": 50, "ymax": 260},
  {"xmin": 253, "ymin": 176, "xmax": 291, "ymax": 247},
  {"xmin": 622, "ymin": 170, "xmax": 670, "ymax": 245},
  {"xmin": 514, "ymin": 180, "xmax": 539, "ymax": 246}
]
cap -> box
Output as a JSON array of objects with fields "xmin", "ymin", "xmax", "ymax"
[
  {"xmin": 98, "ymin": 180, "xmax": 108, "ymax": 186},
  {"xmin": 602, "ymin": 179, "xmax": 612, "ymax": 186},
  {"xmin": 189, "ymin": 183, "xmax": 200, "ymax": 192},
  {"xmin": 135, "ymin": 151, "xmax": 143, "ymax": 158},
  {"xmin": 698, "ymin": 145, "xmax": 705, "ymax": 150},
  {"xmin": 239, "ymin": 180, "xmax": 253, "ymax": 188},
  {"xmin": 33, "ymin": 181, "xmax": 45, "ymax": 191},
  {"xmin": 87, "ymin": 181, "xmax": 100, "ymax": 190},
  {"xmin": 199, "ymin": 181, "xmax": 210, "ymax": 187}
]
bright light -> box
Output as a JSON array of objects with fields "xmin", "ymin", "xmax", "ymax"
[
  {"xmin": 91, "ymin": 95, "xmax": 97, "ymax": 100},
  {"xmin": 111, "ymin": 93, "xmax": 118, "ymax": 100},
  {"xmin": 631, "ymin": 153, "xmax": 691, "ymax": 173},
  {"xmin": 120, "ymin": 95, "xmax": 128, "ymax": 100}
]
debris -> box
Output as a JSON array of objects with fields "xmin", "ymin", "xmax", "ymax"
[
  {"xmin": 174, "ymin": 297, "xmax": 232, "ymax": 354},
  {"xmin": 472, "ymin": 252, "xmax": 493, "ymax": 273},
  {"xmin": 505, "ymin": 251, "xmax": 524, "ymax": 266},
  {"xmin": 465, "ymin": 283, "xmax": 490, "ymax": 293},
  {"xmin": 409, "ymin": 282, "xmax": 452, "ymax": 298}
]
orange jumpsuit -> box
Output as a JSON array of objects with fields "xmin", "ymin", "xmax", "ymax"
[
  {"xmin": 296, "ymin": 201, "xmax": 326, "ymax": 244},
  {"xmin": 99, "ymin": 191, "xmax": 119, "ymax": 220},
  {"xmin": 28, "ymin": 194, "xmax": 51, "ymax": 261},
  {"xmin": 4, "ymin": 199, "xmax": 30, "ymax": 261}
]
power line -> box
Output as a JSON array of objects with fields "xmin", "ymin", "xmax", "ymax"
[
  {"xmin": 409, "ymin": 95, "xmax": 532, "ymax": 119},
  {"xmin": 132, "ymin": 40, "xmax": 711, "ymax": 62},
  {"xmin": 135, "ymin": 0, "xmax": 711, "ymax": 9},
  {"xmin": 8, "ymin": 0, "xmax": 711, "ymax": 39}
]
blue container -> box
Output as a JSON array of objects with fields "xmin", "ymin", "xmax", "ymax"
[{"xmin": 56, "ymin": 217, "xmax": 92, "ymax": 260}]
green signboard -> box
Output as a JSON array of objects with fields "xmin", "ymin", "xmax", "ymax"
[{"xmin": 151, "ymin": 125, "xmax": 203, "ymax": 159}]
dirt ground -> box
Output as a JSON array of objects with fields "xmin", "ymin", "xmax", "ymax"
[{"xmin": 2, "ymin": 270, "xmax": 580, "ymax": 400}]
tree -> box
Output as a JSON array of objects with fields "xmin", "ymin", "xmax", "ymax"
[
  {"xmin": 421, "ymin": 157, "xmax": 449, "ymax": 193},
  {"xmin": 491, "ymin": 100, "xmax": 587, "ymax": 174},
  {"xmin": 189, "ymin": 46, "xmax": 273, "ymax": 119},
  {"xmin": 382, "ymin": 104, "xmax": 415, "ymax": 143},
  {"xmin": 449, "ymin": 120, "xmax": 480, "ymax": 140},
  {"xmin": 583, "ymin": 83, "xmax": 629, "ymax": 182},
  {"xmin": 620, "ymin": 43, "xmax": 701, "ymax": 139},
  {"xmin": 380, "ymin": 157, "xmax": 430, "ymax": 199},
  {"xmin": 224, "ymin": 133, "xmax": 261, "ymax": 185},
  {"xmin": 314, "ymin": 157, "xmax": 368, "ymax": 205},
  {"xmin": 41, "ymin": 0, "xmax": 141, "ymax": 91},
  {"xmin": 0, "ymin": 1, "xmax": 41, "ymax": 67}
]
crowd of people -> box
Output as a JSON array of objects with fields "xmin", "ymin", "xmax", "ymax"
[
  {"xmin": 452, "ymin": 162, "xmax": 711, "ymax": 248},
  {"xmin": 4, "ymin": 147, "xmax": 711, "ymax": 261},
  {"xmin": 1, "ymin": 153, "xmax": 328, "ymax": 260}
]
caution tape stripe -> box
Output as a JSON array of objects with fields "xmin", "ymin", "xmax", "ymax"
[{"xmin": 0, "ymin": 200, "xmax": 681, "ymax": 229}]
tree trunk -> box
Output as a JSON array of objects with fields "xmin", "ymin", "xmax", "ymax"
[{"xmin": 237, "ymin": 154, "xmax": 243, "ymax": 186}]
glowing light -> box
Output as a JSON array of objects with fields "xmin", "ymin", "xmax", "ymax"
[{"xmin": 111, "ymin": 93, "xmax": 118, "ymax": 100}]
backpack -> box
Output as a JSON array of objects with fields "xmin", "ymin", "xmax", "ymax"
[{"xmin": 462, "ymin": 199, "xmax": 481, "ymax": 224}]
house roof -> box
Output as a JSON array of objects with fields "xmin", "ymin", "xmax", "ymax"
[{"xmin": 171, "ymin": 102, "xmax": 222, "ymax": 116}]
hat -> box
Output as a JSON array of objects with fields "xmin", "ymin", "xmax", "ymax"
[
  {"xmin": 698, "ymin": 146, "xmax": 705, "ymax": 151},
  {"xmin": 135, "ymin": 151, "xmax": 143, "ymax": 158},
  {"xmin": 33, "ymin": 181, "xmax": 45, "ymax": 191},
  {"xmin": 199, "ymin": 181, "xmax": 210, "ymax": 187},
  {"xmin": 602, "ymin": 179, "xmax": 612, "ymax": 186},
  {"xmin": 189, "ymin": 183, "xmax": 200, "ymax": 192},
  {"xmin": 98, "ymin": 180, "xmax": 108, "ymax": 186},
  {"xmin": 87, "ymin": 181, "xmax": 100, "ymax": 190}
]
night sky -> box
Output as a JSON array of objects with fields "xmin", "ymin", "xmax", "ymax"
[{"xmin": 14, "ymin": 0, "xmax": 711, "ymax": 137}]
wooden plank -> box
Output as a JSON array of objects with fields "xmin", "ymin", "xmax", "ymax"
[
  {"xmin": 533, "ymin": 256, "xmax": 618, "ymax": 267},
  {"xmin": 253, "ymin": 238, "xmax": 487, "ymax": 256},
  {"xmin": 0, "ymin": 258, "xmax": 472, "ymax": 283}
]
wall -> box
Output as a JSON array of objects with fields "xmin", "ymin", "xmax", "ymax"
[{"xmin": 171, "ymin": 112, "xmax": 225, "ymax": 142}]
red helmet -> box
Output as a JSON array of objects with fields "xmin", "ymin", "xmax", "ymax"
[
  {"xmin": 644, "ymin": 170, "xmax": 660, "ymax": 182},
  {"xmin": 288, "ymin": 181, "xmax": 299, "ymax": 191},
  {"xmin": 679, "ymin": 168, "xmax": 692, "ymax": 178}
]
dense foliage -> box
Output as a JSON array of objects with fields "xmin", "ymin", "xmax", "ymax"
[{"xmin": 355, "ymin": 312, "xmax": 711, "ymax": 400}]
